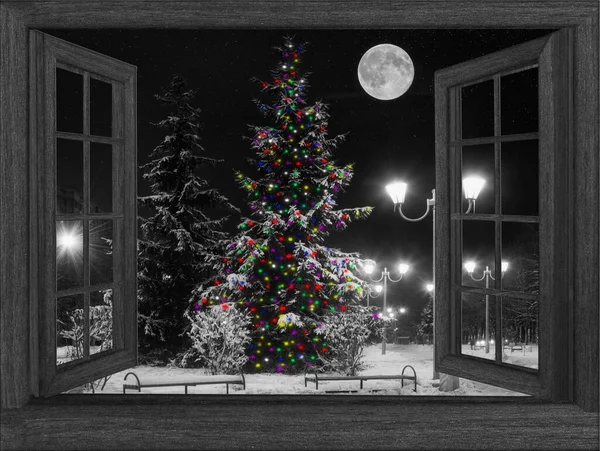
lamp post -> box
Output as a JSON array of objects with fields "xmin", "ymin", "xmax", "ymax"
[
  {"xmin": 386, "ymin": 176, "xmax": 484, "ymax": 380},
  {"xmin": 364, "ymin": 262, "xmax": 410, "ymax": 354},
  {"xmin": 464, "ymin": 260, "xmax": 509, "ymax": 354},
  {"xmin": 425, "ymin": 283, "xmax": 434, "ymax": 345}
]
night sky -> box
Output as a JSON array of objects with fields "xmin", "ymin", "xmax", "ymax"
[{"xmin": 45, "ymin": 28, "xmax": 553, "ymax": 320}]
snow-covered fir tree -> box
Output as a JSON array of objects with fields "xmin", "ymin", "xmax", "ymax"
[
  {"xmin": 138, "ymin": 75, "xmax": 239, "ymax": 360},
  {"xmin": 191, "ymin": 38, "xmax": 374, "ymax": 373},
  {"xmin": 417, "ymin": 296, "xmax": 433, "ymax": 338}
]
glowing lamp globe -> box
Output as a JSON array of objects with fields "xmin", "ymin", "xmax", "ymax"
[
  {"xmin": 364, "ymin": 263, "xmax": 375, "ymax": 275},
  {"xmin": 399, "ymin": 307, "xmax": 406, "ymax": 314},
  {"xmin": 426, "ymin": 283, "xmax": 434, "ymax": 292},
  {"xmin": 502, "ymin": 261, "xmax": 509, "ymax": 272},
  {"xmin": 385, "ymin": 181, "xmax": 407, "ymax": 205},
  {"xmin": 462, "ymin": 176, "xmax": 485, "ymax": 200},
  {"xmin": 375, "ymin": 285, "xmax": 383, "ymax": 293},
  {"xmin": 58, "ymin": 231, "xmax": 76, "ymax": 250},
  {"xmin": 398, "ymin": 263, "xmax": 410, "ymax": 274},
  {"xmin": 464, "ymin": 261, "xmax": 476, "ymax": 274}
]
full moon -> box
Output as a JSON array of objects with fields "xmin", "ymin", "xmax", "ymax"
[{"xmin": 357, "ymin": 44, "xmax": 414, "ymax": 100}]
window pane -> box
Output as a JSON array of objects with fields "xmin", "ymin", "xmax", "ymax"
[
  {"xmin": 90, "ymin": 142, "xmax": 113, "ymax": 213},
  {"xmin": 460, "ymin": 292, "xmax": 496, "ymax": 362},
  {"xmin": 462, "ymin": 220, "xmax": 495, "ymax": 288},
  {"xmin": 501, "ymin": 222, "xmax": 539, "ymax": 294},
  {"xmin": 56, "ymin": 67, "xmax": 83, "ymax": 134},
  {"xmin": 56, "ymin": 220, "xmax": 84, "ymax": 291},
  {"xmin": 461, "ymin": 80, "xmax": 494, "ymax": 139},
  {"xmin": 57, "ymin": 293, "xmax": 84, "ymax": 366},
  {"xmin": 501, "ymin": 67, "xmax": 538, "ymax": 135},
  {"xmin": 461, "ymin": 144, "xmax": 494, "ymax": 215},
  {"xmin": 90, "ymin": 290, "xmax": 113, "ymax": 356},
  {"xmin": 57, "ymin": 138, "xmax": 84, "ymax": 214},
  {"xmin": 90, "ymin": 219, "xmax": 113, "ymax": 286},
  {"xmin": 501, "ymin": 140, "xmax": 539, "ymax": 216},
  {"xmin": 501, "ymin": 296, "xmax": 539, "ymax": 369},
  {"xmin": 90, "ymin": 78, "xmax": 113, "ymax": 137}
]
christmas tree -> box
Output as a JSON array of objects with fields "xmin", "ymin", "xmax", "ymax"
[
  {"xmin": 191, "ymin": 38, "xmax": 375, "ymax": 373},
  {"xmin": 138, "ymin": 75, "xmax": 239, "ymax": 361}
]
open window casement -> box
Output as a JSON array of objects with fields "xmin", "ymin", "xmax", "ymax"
[
  {"xmin": 30, "ymin": 31, "xmax": 138, "ymax": 397},
  {"xmin": 434, "ymin": 29, "xmax": 572, "ymax": 401}
]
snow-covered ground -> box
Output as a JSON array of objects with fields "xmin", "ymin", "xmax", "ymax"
[
  {"xmin": 461, "ymin": 343, "xmax": 539, "ymax": 369},
  {"xmin": 81, "ymin": 343, "xmax": 530, "ymax": 396}
]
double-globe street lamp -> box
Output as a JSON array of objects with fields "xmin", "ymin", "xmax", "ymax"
[
  {"xmin": 364, "ymin": 262, "xmax": 410, "ymax": 355},
  {"xmin": 385, "ymin": 176, "xmax": 485, "ymax": 379},
  {"xmin": 464, "ymin": 260, "xmax": 509, "ymax": 354}
]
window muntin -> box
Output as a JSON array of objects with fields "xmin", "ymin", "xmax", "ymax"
[
  {"xmin": 54, "ymin": 65, "xmax": 122, "ymax": 370},
  {"xmin": 454, "ymin": 66, "xmax": 540, "ymax": 372}
]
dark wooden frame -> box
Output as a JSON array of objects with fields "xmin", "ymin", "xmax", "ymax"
[
  {"xmin": 434, "ymin": 31, "xmax": 573, "ymax": 400},
  {"xmin": 30, "ymin": 30, "xmax": 138, "ymax": 398},
  {"xmin": 1, "ymin": 1, "xmax": 597, "ymax": 449}
]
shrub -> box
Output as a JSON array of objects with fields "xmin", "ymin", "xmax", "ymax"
[
  {"xmin": 315, "ymin": 305, "xmax": 379, "ymax": 376},
  {"xmin": 184, "ymin": 304, "xmax": 251, "ymax": 374},
  {"xmin": 58, "ymin": 289, "xmax": 113, "ymax": 361}
]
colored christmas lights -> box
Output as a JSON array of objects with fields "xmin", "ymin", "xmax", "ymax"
[{"xmin": 193, "ymin": 38, "xmax": 374, "ymax": 373}]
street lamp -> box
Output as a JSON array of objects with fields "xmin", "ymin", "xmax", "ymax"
[
  {"xmin": 366, "ymin": 284, "xmax": 383, "ymax": 307},
  {"xmin": 462, "ymin": 176, "xmax": 485, "ymax": 213},
  {"xmin": 364, "ymin": 262, "xmax": 410, "ymax": 354},
  {"xmin": 386, "ymin": 177, "xmax": 484, "ymax": 379},
  {"xmin": 56, "ymin": 221, "xmax": 83, "ymax": 260},
  {"xmin": 464, "ymin": 260, "xmax": 509, "ymax": 354}
]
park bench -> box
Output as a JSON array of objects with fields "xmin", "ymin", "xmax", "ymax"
[
  {"xmin": 503, "ymin": 343, "xmax": 524, "ymax": 353},
  {"xmin": 122, "ymin": 371, "xmax": 245, "ymax": 394},
  {"xmin": 304, "ymin": 364, "xmax": 417, "ymax": 392}
]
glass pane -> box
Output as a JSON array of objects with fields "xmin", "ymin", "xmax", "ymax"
[
  {"xmin": 460, "ymin": 292, "xmax": 496, "ymax": 363},
  {"xmin": 461, "ymin": 144, "xmax": 495, "ymax": 215},
  {"xmin": 90, "ymin": 290, "xmax": 113, "ymax": 355},
  {"xmin": 461, "ymin": 80, "xmax": 494, "ymax": 139},
  {"xmin": 90, "ymin": 219, "xmax": 113, "ymax": 286},
  {"xmin": 501, "ymin": 222, "xmax": 539, "ymax": 294},
  {"xmin": 461, "ymin": 220, "xmax": 495, "ymax": 288},
  {"xmin": 501, "ymin": 140, "xmax": 538, "ymax": 216},
  {"xmin": 501, "ymin": 296, "xmax": 539, "ymax": 369},
  {"xmin": 501, "ymin": 67, "xmax": 538, "ymax": 135},
  {"xmin": 90, "ymin": 78, "xmax": 113, "ymax": 137},
  {"xmin": 90, "ymin": 142, "xmax": 113, "ymax": 213},
  {"xmin": 57, "ymin": 138, "xmax": 84, "ymax": 214},
  {"xmin": 56, "ymin": 67, "xmax": 83, "ymax": 134},
  {"xmin": 56, "ymin": 220, "xmax": 84, "ymax": 291},
  {"xmin": 57, "ymin": 293, "xmax": 84, "ymax": 366}
]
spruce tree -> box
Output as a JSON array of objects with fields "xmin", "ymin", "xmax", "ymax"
[
  {"xmin": 138, "ymin": 75, "xmax": 239, "ymax": 360},
  {"xmin": 191, "ymin": 38, "xmax": 374, "ymax": 373}
]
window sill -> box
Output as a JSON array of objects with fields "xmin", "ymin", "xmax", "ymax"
[{"xmin": 2, "ymin": 395, "xmax": 598, "ymax": 450}]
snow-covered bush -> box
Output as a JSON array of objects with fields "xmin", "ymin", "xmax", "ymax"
[
  {"xmin": 58, "ymin": 289, "xmax": 113, "ymax": 361},
  {"xmin": 184, "ymin": 304, "xmax": 251, "ymax": 374},
  {"xmin": 315, "ymin": 305, "xmax": 379, "ymax": 376}
]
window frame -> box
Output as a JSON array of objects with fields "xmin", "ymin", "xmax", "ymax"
[
  {"xmin": 30, "ymin": 30, "xmax": 138, "ymax": 397},
  {"xmin": 434, "ymin": 31, "xmax": 573, "ymax": 400},
  {"xmin": 0, "ymin": 0, "xmax": 597, "ymax": 417}
]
